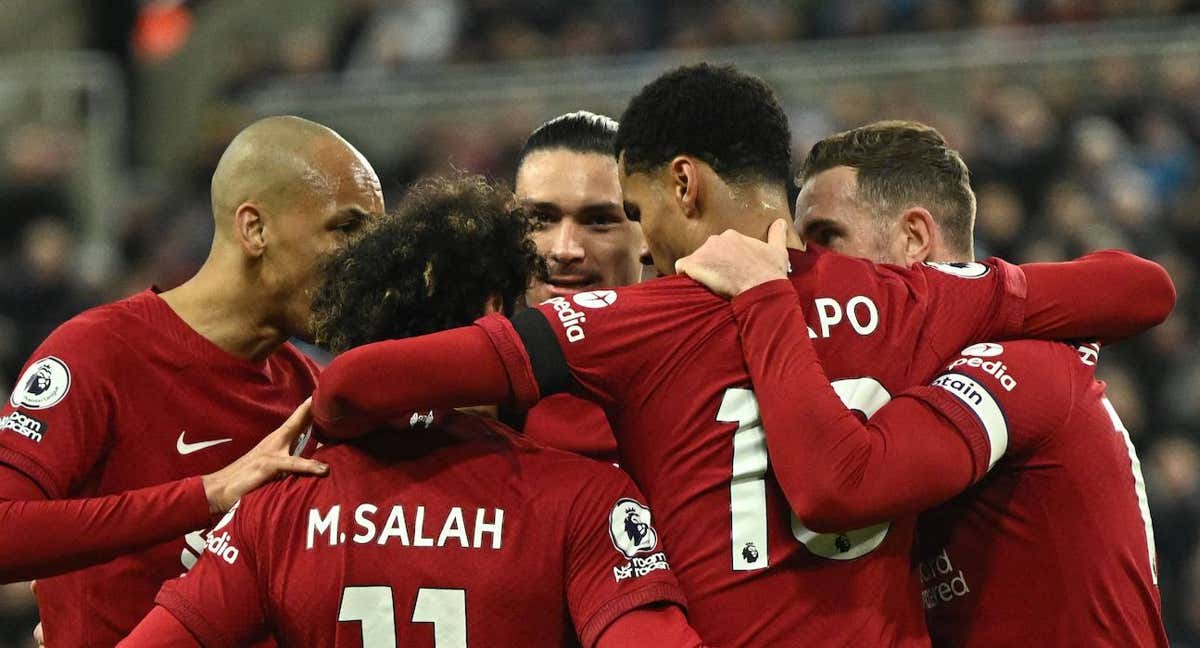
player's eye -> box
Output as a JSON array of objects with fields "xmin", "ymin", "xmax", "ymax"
[
  {"xmin": 585, "ymin": 214, "xmax": 622, "ymax": 230},
  {"xmin": 623, "ymin": 202, "xmax": 641, "ymax": 222},
  {"xmin": 529, "ymin": 210, "xmax": 557, "ymax": 231}
]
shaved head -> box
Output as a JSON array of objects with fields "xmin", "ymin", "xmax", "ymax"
[
  {"xmin": 201, "ymin": 115, "xmax": 384, "ymax": 341},
  {"xmin": 210, "ymin": 116, "xmax": 377, "ymax": 239}
]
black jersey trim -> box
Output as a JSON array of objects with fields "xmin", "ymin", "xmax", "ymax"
[{"xmin": 511, "ymin": 308, "xmax": 573, "ymax": 397}]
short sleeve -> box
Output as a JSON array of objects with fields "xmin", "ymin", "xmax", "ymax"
[
  {"xmin": 915, "ymin": 258, "xmax": 1028, "ymax": 360},
  {"xmin": 903, "ymin": 340, "xmax": 1076, "ymax": 478},
  {"xmin": 154, "ymin": 497, "xmax": 268, "ymax": 648},
  {"xmin": 0, "ymin": 321, "xmax": 116, "ymax": 498},
  {"xmin": 563, "ymin": 465, "xmax": 687, "ymax": 648}
]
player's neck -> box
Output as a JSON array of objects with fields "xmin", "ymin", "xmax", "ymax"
[
  {"xmin": 159, "ymin": 264, "xmax": 289, "ymax": 363},
  {"xmin": 710, "ymin": 183, "xmax": 804, "ymax": 250},
  {"xmin": 716, "ymin": 205, "xmax": 805, "ymax": 251}
]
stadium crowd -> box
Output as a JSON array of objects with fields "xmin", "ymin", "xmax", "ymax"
[{"xmin": 1, "ymin": 1, "xmax": 1199, "ymax": 646}]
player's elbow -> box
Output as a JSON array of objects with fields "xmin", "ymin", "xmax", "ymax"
[
  {"xmin": 1101, "ymin": 250, "xmax": 1176, "ymax": 332},
  {"xmin": 787, "ymin": 487, "xmax": 865, "ymax": 534},
  {"xmin": 1136, "ymin": 256, "xmax": 1176, "ymax": 328}
]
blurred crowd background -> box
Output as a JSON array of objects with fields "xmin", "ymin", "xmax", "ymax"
[{"xmin": 1, "ymin": 1, "xmax": 1199, "ymax": 645}]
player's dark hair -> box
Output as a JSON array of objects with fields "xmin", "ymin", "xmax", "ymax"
[
  {"xmin": 614, "ymin": 63, "xmax": 792, "ymax": 186},
  {"xmin": 311, "ymin": 172, "xmax": 545, "ymax": 353},
  {"xmin": 516, "ymin": 111, "xmax": 619, "ymax": 169},
  {"xmin": 799, "ymin": 120, "xmax": 976, "ymax": 256}
]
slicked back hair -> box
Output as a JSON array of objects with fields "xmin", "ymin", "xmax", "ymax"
[
  {"xmin": 517, "ymin": 110, "xmax": 619, "ymax": 168},
  {"xmin": 799, "ymin": 120, "xmax": 976, "ymax": 256},
  {"xmin": 615, "ymin": 63, "xmax": 792, "ymax": 187}
]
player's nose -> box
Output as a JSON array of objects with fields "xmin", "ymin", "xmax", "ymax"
[{"xmin": 549, "ymin": 220, "xmax": 586, "ymax": 264}]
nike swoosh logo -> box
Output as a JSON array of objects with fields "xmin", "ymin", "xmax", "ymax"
[{"xmin": 177, "ymin": 431, "xmax": 234, "ymax": 455}]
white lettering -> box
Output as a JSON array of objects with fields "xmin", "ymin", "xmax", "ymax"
[
  {"xmin": 307, "ymin": 506, "xmax": 340, "ymax": 549},
  {"xmin": 437, "ymin": 507, "xmax": 469, "ymax": 548},
  {"xmin": 814, "ymin": 298, "xmax": 842, "ymax": 338},
  {"xmin": 377, "ymin": 505, "xmax": 410, "ymax": 545},
  {"xmin": 353, "ymin": 504, "xmax": 378, "ymax": 543},
  {"xmin": 546, "ymin": 297, "xmax": 589, "ymax": 343},
  {"xmin": 846, "ymin": 296, "xmax": 879, "ymax": 335},
  {"xmin": 413, "ymin": 506, "xmax": 434, "ymax": 547},
  {"xmin": 475, "ymin": 508, "xmax": 504, "ymax": 549}
]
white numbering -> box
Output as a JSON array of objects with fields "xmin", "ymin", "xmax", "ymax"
[
  {"xmin": 723, "ymin": 378, "xmax": 893, "ymax": 571},
  {"xmin": 339, "ymin": 586, "xmax": 467, "ymax": 647},
  {"xmin": 1102, "ymin": 397, "xmax": 1158, "ymax": 585}
]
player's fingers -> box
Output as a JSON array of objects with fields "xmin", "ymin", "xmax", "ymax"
[
  {"xmin": 33, "ymin": 622, "xmax": 44, "ymax": 647},
  {"xmin": 273, "ymin": 456, "xmax": 330, "ymax": 477},
  {"xmin": 29, "ymin": 579, "xmax": 36, "ymax": 595},
  {"xmin": 674, "ymin": 256, "xmax": 693, "ymax": 276},
  {"xmin": 767, "ymin": 219, "xmax": 789, "ymax": 249},
  {"xmin": 268, "ymin": 398, "xmax": 313, "ymax": 444}
]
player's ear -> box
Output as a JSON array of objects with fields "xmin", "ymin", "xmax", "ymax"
[
  {"xmin": 234, "ymin": 203, "xmax": 267, "ymax": 258},
  {"xmin": 899, "ymin": 207, "xmax": 936, "ymax": 265},
  {"xmin": 669, "ymin": 156, "xmax": 701, "ymax": 219}
]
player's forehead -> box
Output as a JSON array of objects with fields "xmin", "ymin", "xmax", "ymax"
[
  {"xmin": 798, "ymin": 167, "xmax": 868, "ymax": 224},
  {"xmin": 517, "ymin": 149, "xmax": 621, "ymax": 213},
  {"xmin": 319, "ymin": 143, "xmax": 384, "ymax": 215}
]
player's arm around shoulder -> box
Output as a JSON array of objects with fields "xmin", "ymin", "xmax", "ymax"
[
  {"xmin": 553, "ymin": 458, "xmax": 698, "ymax": 648},
  {"xmin": 917, "ymin": 339, "xmax": 1080, "ymax": 475}
]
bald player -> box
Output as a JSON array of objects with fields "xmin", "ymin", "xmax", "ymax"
[{"xmin": 0, "ymin": 115, "xmax": 385, "ymax": 647}]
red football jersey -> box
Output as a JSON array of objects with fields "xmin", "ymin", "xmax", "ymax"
[
  {"xmin": 522, "ymin": 394, "xmax": 619, "ymax": 463},
  {"xmin": 0, "ymin": 290, "xmax": 317, "ymax": 647},
  {"xmin": 154, "ymin": 412, "xmax": 685, "ymax": 647},
  {"xmin": 478, "ymin": 248, "xmax": 1032, "ymax": 647},
  {"xmin": 911, "ymin": 340, "xmax": 1166, "ymax": 646}
]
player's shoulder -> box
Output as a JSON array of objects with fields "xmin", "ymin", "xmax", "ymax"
[
  {"xmin": 543, "ymin": 275, "xmax": 718, "ymax": 314},
  {"xmin": 41, "ymin": 290, "xmax": 155, "ymax": 341},
  {"xmin": 943, "ymin": 340, "xmax": 1083, "ymax": 370},
  {"xmin": 25, "ymin": 291, "xmax": 163, "ymax": 368},
  {"xmin": 807, "ymin": 245, "xmax": 998, "ymax": 286},
  {"xmin": 936, "ymin": 340, "xmax": 1089, "ymax": 408}
]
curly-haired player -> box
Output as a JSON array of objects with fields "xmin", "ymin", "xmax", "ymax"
[
  {"xmin": 311, "ymin": 174, "xmax": 544, "ymax": 351},
  {"xmin": 310, "ymin": 63, "xmax": 1173, "ymax": 646},
  {"xmin": 124, "ymin": 172, "xmax": 706, "ymax": 648}
]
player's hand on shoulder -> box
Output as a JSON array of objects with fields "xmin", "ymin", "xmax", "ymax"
[
  {"xmin": 675, "ymin": 219, "xmax": 791, "ymax": 299},
  {"xmin": 201, "ymin": 399, "xmax": 328, "ymax": 514}
]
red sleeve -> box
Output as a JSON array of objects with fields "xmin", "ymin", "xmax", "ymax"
[
  {"xmin": 564, "ymin": 465, "xmax": 688, "ymax": 648},
  {"xmin": 911, "ymin": 339, "xmax": 1077, "ymax": 463},
  {"xmin": 1017, "ymin": 250, "xmax": 1175, "ymax": 343},
  {"xmin": 0, "ymin": 469, "xmax": 211, "ymax": 582},
  {"xmin": 154, "ymin": 497, "xmax": 268, "ymax": 648},
  {"xmin": 117, "ymin": 606, "xmax": 202, "ymax": 648},
  {"xmin": 312, "ymin": 324, "xmax": 519, "ymax": 438},
  {"xmin": 0, "ymin": 322, "xmax": 117, "ymax": 499},
  {"xmin": 904, "ymin": 258, "xmax": 1027, "ymax": 360},
  {"xmin": 733, "ymin": 280, "xmax": 978, "ymax": 532},
  {"xmin": 595, "ymin": 605, "xmax": 708, "ymax": 648}
]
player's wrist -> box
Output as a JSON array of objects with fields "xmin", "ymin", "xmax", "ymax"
[{"xmin": 200, "ymin": 472, "xmax": 229, "ymax": 515}]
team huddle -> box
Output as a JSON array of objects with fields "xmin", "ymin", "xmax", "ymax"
[{"xmin": 0, "ymin": 63, "xmax": 1176, "ymax": 647}]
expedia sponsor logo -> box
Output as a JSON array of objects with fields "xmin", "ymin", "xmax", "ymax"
[
  {"xmin": 543, "ymin": 296, "xmax": 589, "ymax": 343},
  {"xmin": 923, "ymin": 261, "xmax": 990, "ymax": 279},
  {"xmin": 948, "ymin": 355, "xmax": 1017, "ymax": 391},
  {"xmin": 0, "ymin": 411, "xmax": 46, "ymax": 442},
  {"xmin": 206, "ymin": 531, "xmax": 240, "ymax": 564},
  {"xmin": 572, "ymin": 290, "xmax": 617, "ymax": 309}
]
